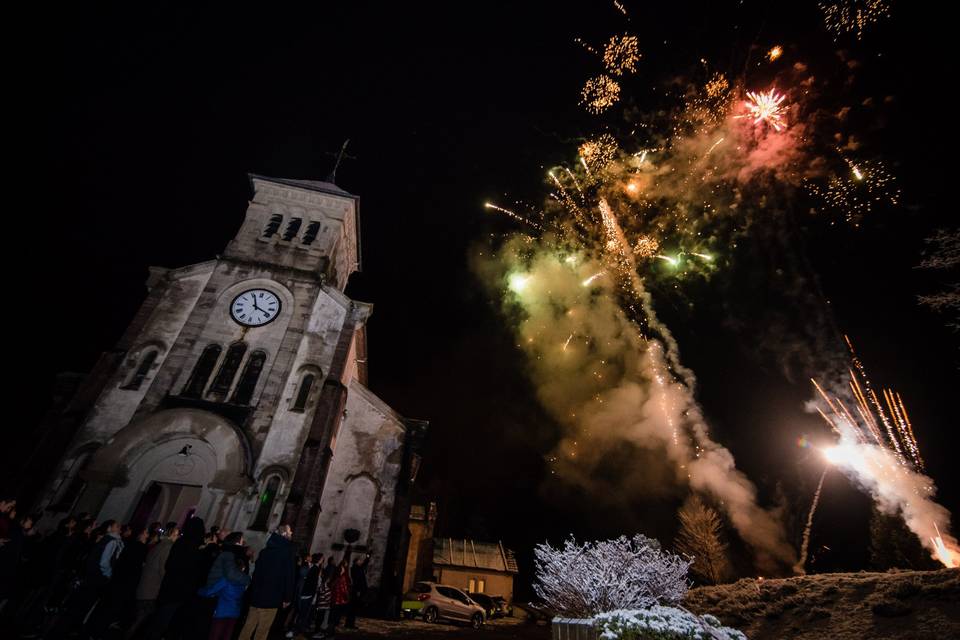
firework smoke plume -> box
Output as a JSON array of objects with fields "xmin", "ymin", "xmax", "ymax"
[{"xmin": 474, "ymin": 238, "xmax": 796, "ymax": 571}]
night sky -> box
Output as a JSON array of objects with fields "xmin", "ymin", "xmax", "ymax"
[{"xmin": 13, "ymin": 2, "xmax": 957, "ymax": 590}]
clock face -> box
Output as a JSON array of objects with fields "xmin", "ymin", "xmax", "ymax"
[{"xmin": 230, "ymin": 289, "xmax": 281, "ymax": 327}]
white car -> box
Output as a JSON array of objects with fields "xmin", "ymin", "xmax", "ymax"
[{"xmin": 402, "ymin": 581, "xmax": 486, "ymax": 628}]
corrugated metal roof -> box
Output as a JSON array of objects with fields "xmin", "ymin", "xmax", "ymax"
[{"xmin": 433, "ymin": 538, "xmax": 519, "ymax": 574}]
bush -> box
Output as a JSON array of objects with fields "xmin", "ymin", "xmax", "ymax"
[
  {"xmin": 534, "ymin": 534, "xmax": 692, "ymax": 617},
  {"xmin": 594, "ymin": 607, "xmax": 747, "ymax": 640}
]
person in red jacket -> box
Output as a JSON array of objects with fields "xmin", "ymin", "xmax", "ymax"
[{"xmin": 326, "ymin": 561, "xmax": 351, "ymax": 636}]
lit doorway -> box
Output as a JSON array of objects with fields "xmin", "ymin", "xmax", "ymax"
[{"xmin": 130, "ymin": 481, "xmax": 203, "ymax": 529}]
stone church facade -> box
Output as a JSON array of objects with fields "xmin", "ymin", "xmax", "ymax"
[{"xmin": 36, "ymin": 174, "xmax": 426, "ymax": 598}]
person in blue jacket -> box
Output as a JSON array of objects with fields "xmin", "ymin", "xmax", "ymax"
[{"xmin": 198, "ymin": 549, "xmax": 251, "ymax": 640}]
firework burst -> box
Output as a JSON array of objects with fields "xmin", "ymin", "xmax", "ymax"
[
  {"xmin": 806, "ymin": 158, "xmax": 900, "ymax": 225},
  {"xmin": 819, "ymin": 0, "xmax": 892, "ymax": 40},
  {"xmin": 579, "ymin": 134, "xmax": 619, "ymax": 174},
  {"xmin": 581, "ymin": 75, "xmax": 621, "ymax": 114},
  {"xmin": 742, "ymin": 88, "xmax": 788, "ymax": 132},
  {"xmin": 603, "ymin": 34, "xmax": 641, "ymax": 76},
  {"xmin": 633, "ymin": 235, "xmax": 660, "ymax": 259}
]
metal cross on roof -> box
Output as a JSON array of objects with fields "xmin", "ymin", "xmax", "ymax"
[{"xmin": 325, "ymin": 139, "xmax": 357, "ymax": 184}]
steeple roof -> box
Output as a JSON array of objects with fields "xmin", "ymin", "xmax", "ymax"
[{"xmin": 248, "ymin": 173, "xmax": 356, "ymax": 199}]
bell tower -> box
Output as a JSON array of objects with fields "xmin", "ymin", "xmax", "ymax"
[{"xmin": 225, "ymin": 175, "xmax": 361, "ymax": 290}]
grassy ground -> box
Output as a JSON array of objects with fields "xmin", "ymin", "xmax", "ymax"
[
  {"xmin": 684, "ymin": 567, "xmax": 960, "ymax": 640},
  {"xmin": 328, "ymin": 617, "xmax": 551, "ymax": 639}
]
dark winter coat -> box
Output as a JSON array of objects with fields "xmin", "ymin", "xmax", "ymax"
[
  {"xmin": 205, "ymin": 545, "xmax": 247, "ymax": 588},
  {"xmin": 111, "ymin": 539, "xmax": 149, "ymax": 594},
  {"xmin": 37, "ymin": 530, "xmax": 71, "ymax": 583},
  {"xmin": 137, "ymin": 537, "xmax": 175, "ymax": 600},
  {"xmin": 0, "ymin": 520, "xmax": 23, "ymax": 598},
  {"xmin": 157, "ymin": 518, "xmax": 207, "ymax": 604},
  {"xmin": 82, "ymin": 532, "xmax": 123, "ymax": 585},
  {"xmin": 199, "ymin": 575, "xmax": 251, "ymax": 619},
  {"xmin": 301, "ymin": 565, "xmax": 321, "ymax": 599},
  {"xmin": 248, "ymin": 533, "xmax": 296, "ymax": 609},
  {"xmin": 350, "ymin": 562, "xmax": 368, "ymax": 595}
]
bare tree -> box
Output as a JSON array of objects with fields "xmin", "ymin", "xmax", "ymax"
[
  {"xmin": 675, "ymin": 496, "xmax": 731, "ymax": 585},
  {"xmin": 917, "ymin": 228, "xmax": 960, "ymax": 331},
  {"xmin": 533, "ymin": 534, "xmax": 691, "ymax": 617}
]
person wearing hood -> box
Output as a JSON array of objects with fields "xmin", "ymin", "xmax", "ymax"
[
  {"xmin": 198, "ymin": 546, "xmax": 251, "ymax": 640},
  {"xmin": 237, "ymin": 525, "xmax": 296, "ymax": 640},
  {"xmin": 205, "ymin": 532, "xmax": 246, "ymax": 587},
  {"xmin": 147, "ymin": 517, "xmax": 207, "ymax": 640}
]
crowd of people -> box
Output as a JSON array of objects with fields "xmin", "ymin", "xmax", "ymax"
[{"xmin": 0, "ymin": 498, "xmax": 372, "ymax": 640}]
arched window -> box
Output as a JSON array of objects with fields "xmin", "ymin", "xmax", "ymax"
[
  {"xmin": 49, "ymin": 445, "xmax": 98, "ymax": 513},
  {"xmin": 251, "ymin": 475, "xmax": 282, "ymax": 531},
  {"xmin": 121, "ymin": 349, "xmax": 159, "ymax": 390},
  {"xmin": 302, "ymin": 221, "xmax": 321, "ymax": 245},
  {"xmin": 263, "ymin": 214, "xmax": 283, "ymax": 238},
  {"xmin": 292, "ymin": 374, "xmax": 315, "ymax": 412},
  {"xmin": 282, "ymin": 217, "xmax": 302, "ymax": 241},
  {"xmin": 232, "ymin": 350, "xmax": 266, "ymax": 405},
  {"xmin": 210, "ymin": 342, "xmax": 247, "ymax": 396},
  {"xmin": 183, "ymin": 344, "xmax": 221, "ymax": 398}
]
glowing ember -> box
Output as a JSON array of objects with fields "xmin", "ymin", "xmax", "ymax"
[{"xmin": 767, "ymin": 45, "xmax": 783, "ymax": 61}]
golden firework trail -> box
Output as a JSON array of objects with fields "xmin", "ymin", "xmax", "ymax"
[
  {"xmin": 813, "ymin": 337, "xmax": 924, "ymax": 471},
  {"xmin": 484, "ymin": 202, "xmax": 542, "ymax": 230},
  {"xmin": 794, "ymin": 467, "xmax": 828, "ymax": 575}
]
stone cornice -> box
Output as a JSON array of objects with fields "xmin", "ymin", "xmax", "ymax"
[{"xmin": 250, "ymin": 178, "xmax": 355, "ymax": 216}]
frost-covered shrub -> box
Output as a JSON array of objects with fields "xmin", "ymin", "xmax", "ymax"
[
  {"xmin": 534, "ymin": 534, "xmax": 692, "ymax": 617},
  {"xmin": 594, "ymin": 607, "xmax": 747, "ymax": 640}
]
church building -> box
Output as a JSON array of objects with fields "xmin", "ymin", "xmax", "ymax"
[{"xmin": 36, "ymin": 174, "xmax": 427, "ymax": 599}]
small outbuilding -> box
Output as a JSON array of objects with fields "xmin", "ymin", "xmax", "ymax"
[{"xmin": 432, "ymin": 538, "xmax": 518, "ymax": 602}]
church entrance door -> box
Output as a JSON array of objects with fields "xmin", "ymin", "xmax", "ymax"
[{"xmin": 130, "ymin": 481, "xmax": 203, "ymax": 530}]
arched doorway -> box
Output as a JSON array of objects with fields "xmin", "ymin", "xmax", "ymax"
[{"xmin": 81, "ymin": 408, "xmax": 251, "ymax": 526}]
